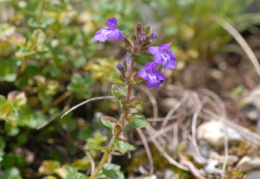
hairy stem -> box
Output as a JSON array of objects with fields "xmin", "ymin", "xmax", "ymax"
[
  {"xmin": 126, "ymin": 54, "xmax": 135, "ymax": 101},
  {"xmin": 89, "ymin": 54, "xmax": 135, "ymax": 178}
]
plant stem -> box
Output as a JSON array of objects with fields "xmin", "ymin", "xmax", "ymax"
[
  {"xmin": 89, "ymin": 54, "xmax": 135, "ymax": 179},
  {"xmin": 38, "ymin": 0, "xmax": 45, "ymax": 22},
  {"xmin": 19, "ymin": 57, "xmax": 28, "ymax": 74},
  {"xmin": 126, "ymin": 54, "xmax": 135, "ymax": 101}
]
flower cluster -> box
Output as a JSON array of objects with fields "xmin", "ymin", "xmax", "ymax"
[{"xmin": 93, "ymin": 17, "xmax": 177, "ymax": 88}]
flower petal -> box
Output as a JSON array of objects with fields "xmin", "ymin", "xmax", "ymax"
[
  {"xmin": 93, "ymin": 27, "xmax": 111, "ymax": 42},
  {"xmin": 159, "ymin": 43, "xmax": 171, "ymax": 50},
  {"xmin": 138, "ymin": 69, "xmax": 148, "ymax": 80},
  {"xmin": 153, "ymin": 70, "xmax": 165, "ymax": 81},
  {"xmin": 106, "ymin": 17, "xmax": 118, "ymax": 30},
  {"xmin": 161, "ymin": 50, "xmax": 177, "ymax": 70},
  {"xmin": 107, "ymin": 29, "xmax": 125, "ymax": 40},
  {"xmin": 147, "ymin": 46, "xmax": 159, "ymax": 55},
  {"xmin": 154, "ymin": 52, "xmax": 163, "ymax": 64},
  {"xmin": 144, "ymin": 62, "xmax": 157, "ymax": 71},
  {"xmin": 146, "ymin": 75, "xmax": 161, "ymax": 88}
]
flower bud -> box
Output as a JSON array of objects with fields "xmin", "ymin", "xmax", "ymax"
[
  {"xmin": 125, "ymin": 57, "xmax": 132, "ymax": 66},
  {"xmin": 140, "ymin": 36, "xmax": 146, "ymax": 41},
  {"xmin": 116, "ymin": 63, "xmax": 124, "ymax": 71},
  {"xmin": 136, "ymin": 22, "xmax": 142, "ymax": 34},
  {"xmin": 151, "ymin": 32, "xmax": 158, "ymax": 38}
]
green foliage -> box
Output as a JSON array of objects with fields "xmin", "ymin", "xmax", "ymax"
[
  {"xmin": 67, "ymin": 73, "xmax": 93, "ymax": 100},
  {"xmin": 0, "ymin": 94, "xmax": 47, "ymax": 134},
  {"xmin": 124, "ymin": 119, "xmax": 150, "ymax": 130},
  {"xmin": 38, "ymin": 160, "xmax": 89, "ymax": 179},
  {"xmin": 0, "ymin": 167, "xmax": 22, "ymax": 179},
  {"xmin": 100, "ymin": 117, "xmax": 113, "ymax": 131},
  {"xmin": 224, "ymin": 167, "xmax": 246, "ymax": 179},
  {"xmin": 98, "ymin": 163, "xmax": 124, "ymax": 179},
  {"xmin": 113, "ymin": 139, "xmax": 135, "ymax": 153},
  {"xmin": 85, "ymin": 133, "xmax": 108, "ymax": 152},
  {"xmin": 0, "ymin": 58, "xmax": 20, "ymax": 82},
  {"xmin": 0, "ymin": 136, "xmax": 5, "ymax": 162}
]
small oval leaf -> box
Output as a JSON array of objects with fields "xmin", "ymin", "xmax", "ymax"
[
  {"xmin": 101, "ymin": 117, "xmax": 113, "ymax": 131},
  {"xmin": 131, "ymin": 113, "xmax": 145, "ymax": 120},
  {"xmin": 113, "ymin": 139, "xmax": 135, "ymax": 153},
  {"xmin": 124, "ymin": 119, "xmax": 149, "ymax": 130}
]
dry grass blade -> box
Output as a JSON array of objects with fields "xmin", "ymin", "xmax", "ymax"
[
  {"xmin": 137, "ymin": 85, "xmax": 158, "ymax": 125},
  {"xmin": 199, "ymin": 88, "xmax": 229, "ymax": 175},
  {"xmin": 160, "ymin": 92, "xmax": 189, "ymax": 130},
  {"xmin": 61, "ymin": 96, "xmax": 114, "ymax": 118},
  {"xmin": 85, "ymin": 150, "xmax": 95, "ymax": 175},
  {"xmin": 180, "ymin": 159, "xmax": 205, "ymax": 179},
  {"xmin": 37, "ymin": 97, "xmax": 72, "ymax": 130},
  {"xmin": 191, "ymin": 93, "xmax": 204, "ymax": 160},
  {"xmin": 146, "ymin": 126, "xmax": 188, "ymax": 171},
  {"xmin": 216, "ymin": 16, "xmax": 260, "ymax": 77},
  {"xmin": 136, "ymin": 128, "xmax": 154, "ymax": 174}
]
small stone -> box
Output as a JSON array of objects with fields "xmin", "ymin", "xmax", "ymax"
[
  {"xmin": 164, "ymin": 168, "xmax": 179, "ymax": 179},
  {"xmin": 161, "ymin": 98, "xmax": 179, "ymax": 111},
  {"xmin": 197, "ymin": 120, "xmax": 243, "ymax": 148},
  {"xmin": 236, "ymin": 156, "xmax": 260, "ymax": 172},
  {"xmin": 247, "ymin": 170, "xmax": 260, "ymax": 179},
  {"xmin": 210, "ymin": 152, "xmax": 238, "ymax": 165}
]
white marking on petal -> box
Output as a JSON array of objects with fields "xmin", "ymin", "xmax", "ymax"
[
  {"xmin": 148, "ymin": 74, "xmax": 157, "ymax": 81},
  {"xmin": 161, "ymin": 53, "xmax": 170, "ymax": 63},
  {"xmin": 101, "ymin": 30, "xmax": 111, "ymax": 36}
]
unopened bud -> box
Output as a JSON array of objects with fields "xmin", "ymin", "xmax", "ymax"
[
  {"xmin": 136, "ymin": 22, "xmax": 142, "ymax": 34},
  {"xmin": 151, "ymin": 32, "xmax": 158, "ymax": 38},
  {"xmin": 117, "ymin": 63, "xmax": 124, "ymax": 71},
  {"xmin": 140, "ymin": 36, "xmax": 146, "ymax": 41},
  {"xmin": 125, "ymin": 57, "xmax": 132, "ymax": 65}
]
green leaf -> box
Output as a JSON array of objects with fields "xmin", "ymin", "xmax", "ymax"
[
  {"xmin": 0, "ymin": 167, "xmax": 22, "ymax": 179},
  {"xmin": 18, "ymin": 109, "xmax": 47, "ymax": 129},
  {"xmin": 111, "ymin": 84, "xmax": 120, "ymax": 106},
  {"xmin": 5, "ymin": 124, "xmax": 19, "ymax": 137},
  {"xmin": 145, "ymin": 26, "xmax": 151, "ymax": 35},
  {"xmin": 63, "ymin": 165, "xmax": 88, "ymax": 179},
  {"xmin": 101, "ymin": 117, "xmax": 113, "ymax": 131},
  {"xmin": 0, "ymin": 58, "xmax": 20, "ymax": 82},
  {"xmin": 67, "ymin": 73, "xmax": 93, "ymax": 100},
  {"xmin": 84, "ymin": 133, "xmax": 108, "ymax": 151},
  {"xmin": 108, "ymin": 76, "xmax": 125, "ymax": 84},
  {"xmin": 113, "ymin": 139, "xmax": 135, "ymax": 153},
  {"xmin": 85, "ymin": 144, "xmax": 107, "ymax": 151},
  {"xmin": 38, "ymin": 160, "xmax": 61, "ymax": 175},
  {"xmin": 97, "ymin": 163, "xmax": 124, "ymax": 179},
  {"xmin": 124, "ymin": 119, "xmax": 150, "ymax": 130},
  {"xmin": 0, "ymin": 136, "xmax": 5, "ymax": 162},
  {"xmin": 131, "ymin": 113, "xmax": 145, "ymax": 120}
]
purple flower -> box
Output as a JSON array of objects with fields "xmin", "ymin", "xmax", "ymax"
[
  {"xmin": 147, "ymin": 43, "xmax": 177, "ymax": 70},
  {"xmin": 93, "ymin": 17, "xmax": 125, "ymax": 42},
  {"xmin": 116, "ymin": 63, "xmax": 124, "ymax": 71},
  {"xmin": 140, "ymin": 36, "xmax": 146, "ymax": 41},
  {"xmin": 138, "ymin": 62, "xmax": 165, "ymax": 88},
  {"xmin": 151, "ymin": 32, "xmax": 158, "ymax": 38}
]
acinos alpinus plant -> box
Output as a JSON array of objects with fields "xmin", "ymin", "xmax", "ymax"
[{"xmin": 68, "ymin": 17, "xmax": 177, "ymax": 178}]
